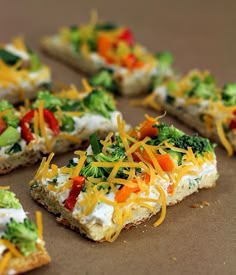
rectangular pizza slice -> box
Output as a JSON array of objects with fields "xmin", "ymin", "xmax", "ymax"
[
  {"xmin": 149, "ymin": 70, "xmax": 236, "ymax": 155},
  {"xmin": 0, "ymin": 187, "xmax": 50, "ymax": 274},
  {"xmin": 41, "ymin": 14, "xmax": 174, "ymax": 96},
  {"xmin": 0, "ymin": 83, "xmax": 122, "ymax": 174},
  {"xmin": 30, "ymin": 115, "xmax": 218, "ymax": 242},
  {"xmin": 0, "ymin": 37, "xmax": 51, "ymax": 104}
]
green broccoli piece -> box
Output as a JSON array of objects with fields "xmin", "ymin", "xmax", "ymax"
[
  {"xmin": 70, "ymin": 26, "xmax": 81, "ymax": 52},
  {"xmin": 95, "ymin": 23, "xmax": 117, "ymax": 31},
  {"xmin": 0, "ymin": 190, "xmax": 21, "ymax": 208},
  {"xmin": 32, "ymin": 91, "xmax": 63, "ymax": 111},
  {"xmin": 83, "ymin": 89, "xmax": 116, "ymax": 118},
  {"xmin": 3, "ymin": 114, "xmax": 19, "ymax": 128},
  {"xmin": 188, "ymin": 74, "xmax": 216, "ymax": 100},
  {"xmin": 150, "ymin": 122, "xmax": 184, "ymax": 145},
  {"xmin": 88, "ymin": 70, "xmax": 117, "ymax": 93},
  {"xmin": 156, "ymin": 51, "xmax": 174, "ymax": 71},
  {"xmin": 80, "ymin": 161, "xmax": 105, "ymax": 178},
  {"xmin": 0, "ymin": 100, "xmax": 13, "ymax": 112},
  {"xmin": 0, "ymin": 100, "xmax": 19, "ymax": 128},
  {"xmin": 166, "ymin": 149, "xmax": 183, "ymax": 165},
  {"xmin": 60, "ymin": 115, "xmax": 75, "ymax": 132},
  {"xmin": 2, "ymin": 218, "xmax": 38, "ymax": 256},
  {"xmin": 222, "ymin": 83, "xmax": 236, "ymax": 106},
  {"xmin": 28, "ymin": 51, "xmax": 42, "ymax": 72},
  {"xmin": 0, "ymin": 49, "xmax": 20, "ymax": 66},
  {"xmin": 89, "ymin": 132, "xmax": 102, "ymax": 155},
  {"xmin": 173, "ymin": 133, "xmax": 213, "ymax": 154}
]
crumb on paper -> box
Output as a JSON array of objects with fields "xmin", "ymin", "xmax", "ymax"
[
  {"xmin": 172, "ymin": 256, "xmax": 177, "ymax": 262},
  {"xmin": 123, "ymin": 240, "xmax": 128, "ymax": 243},
  {"xmin": 190, "ymin": 201, "xmax": 210, "ymax": 208}
]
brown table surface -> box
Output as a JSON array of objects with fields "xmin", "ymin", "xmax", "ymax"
[{"xmin": 1, "ymin": 1, "xmax": 236, "ymax": 274}]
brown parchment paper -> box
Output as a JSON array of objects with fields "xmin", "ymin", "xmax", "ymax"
[{"xmin": 0, "ymin": 0, "xmax": 236, "ymax": 274}]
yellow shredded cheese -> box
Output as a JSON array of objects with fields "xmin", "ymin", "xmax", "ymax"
[
  {"xmin": 0, "ymin": 240, "xmax": 22, "ymax": 258},
  {"xmin": 36, "ymin": 211, "xmax": 43, "ymax": 240},
  {"xmin": 216, "ymin": 119, "xmax": 233, "ymax": 156},
  {"xmin": 0, "ymin": 251, "xmax": 12, "ymax": 274}
]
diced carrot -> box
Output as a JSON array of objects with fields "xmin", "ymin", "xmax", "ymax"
[
  {"xmin": 0, "ymin": 117, "xmax": 7, "ymax": 135},
  {"xmin": 167, "ymin": 184, "xmax": 174, "ymax": 194},
  {"xmin": 115, "ymin": 185, "xmax": 139, "ymax": 203},
  {"xmin": 97, "ymin": 35, "xmax": 114, "ymax": 61},
  {"xmin": 115, "ymin": 173, "xmax": 150, "ymax": 203},
  {"xmin": 130, "ymin": 119, "xmax": 158, "ymax": 141},
  {"xmin": 133, "ymin": 60, "xmax": 145, "ymax": 69},
  {"xmin": 133, "ymin": 148, "xmax": 174, "ymax": 172},
  {"xmin": 155, "ymin": 154, "xmax": 175, "ymax": 172}
]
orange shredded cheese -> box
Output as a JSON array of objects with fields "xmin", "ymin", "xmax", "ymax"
[
  {"xmin": 216, "ymin": 119, "xmax": 233, "ymax": 156},
  {"xmin": 36, "ymin": 211, "xmax": 43, "ymax": 240},
  {"xmin": 0, "ymin": 240, "xmax": 23, "ymax": 258},
  {"xmin": 0, "ymin": 251, "xmax": 12, "ymax": 274}
]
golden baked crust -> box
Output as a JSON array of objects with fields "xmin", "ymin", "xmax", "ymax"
[{"xmin": 2, "ymin": 243, "xmax": 51, "ymax": 275}]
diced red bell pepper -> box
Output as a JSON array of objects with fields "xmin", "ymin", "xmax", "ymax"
[
  {"xmin": 117, "ymin": 28, "xmax": 134, "ymax": 46},
  {"xmin": 229, "ymin": 109, "xmax": 236, "ymax": 131},
  {"xmin": 64, "ymin": 176, "xmax": 85, "ymax": 211},
  {"xmin": 0, "ymin": 117, "xmax": 7, "ymax": 135},
  {"xmin": 20, "ymin": 109, "xmax": 60, "ymax": 143}
]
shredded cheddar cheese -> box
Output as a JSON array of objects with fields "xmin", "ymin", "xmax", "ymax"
[
  {"xmin": 0, "ymin": 251, "xmax": 12, "ymax": 274},
  {"xmin": 0, "ymin": 240, "xmax": 23, "ymax": 258},
  {"xmin": 33, "ymin": 114, "xmax": 217, "ymax": 242},
  {"xmin": 36, "ymin": 211, "xmax": 43, "ymax": 240}
]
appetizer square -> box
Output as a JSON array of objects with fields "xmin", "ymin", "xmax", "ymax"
[
  {"xmin": 41, "ymin": 15, "xmax": 174, "ymax": 96},
  {"xmin": 0, "ymin": 83, "xmax": 122, "ymax": 174},
  {"xmin": 150, "ymin": 70, "xmax": 236, "ymax": 155},
  {"xmin": 0, "ymin": 188, "xmax": 50, "ymax": 274},
  {"xmin": 0, "ymin": 37, "xmax": 51, "ymax": 104},
  {"xmin": 30, "ymin": 115, "xmax": 218, "ymax": 242}
]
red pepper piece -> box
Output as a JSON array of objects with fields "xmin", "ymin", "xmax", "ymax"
[
  {"xmin": 43, "ymin": 109, "xmax": 60, "ymax": 135},
  {"xmin": 229, "ymin": 109, "xmax": 236, "ymax": 131},
  {"xmin": 117, "ymin": 28, "xmax": 134, "ymax": 46},
  {"xmin": 64, "ymin": 176, "xmax": 85, "ymax": 211},
  {"xmin": 20, "ymin": 110, "xmax": 35, "ymax": 143},
  {"xmin": 20, "ymin": 109, "xmax": 60, "ymax": 143},
  {"xmin": 0, "ymin": 117, "xmax": 7, "ymax": 135}
]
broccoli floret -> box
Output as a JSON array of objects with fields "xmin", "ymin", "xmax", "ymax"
[
  {"xmin": 188, "ymin": 74, "xmax": 216, "ymax": 100},
  {"xmin": 0, "ymin": 190, "xmax": 21, "ymax": 208},
  {"xmin": 32, "ymin": 91, "xmax": 63, "ymax": 111},
  {"xmin": 80, "ymin": 161, "xmax": 105, "ymax": 178},
  {"xmin": 3, "ymin": 114, "xmax": 19, "ymax": 128},
  {"xmin": 95, "ymin": 23, "xmax": 117, "ymax": 31},
  {"xmin": 0, "ymin": 49, "xmax": 20, "ymax": 65},
  {"xmin": 66, "ymin": 158, "xmax": 78, "ymax": 168},
  {"xmin": 83, "ymin": 89, "xmax": 116, "ymax": 118},
  {"xmin": 188, "ymin": 82, "xmax": 214, "ymax": 99},
  {"xmin": 89, "ymin": 70, "xmax": 117, "ymax": 93},
  {"xmin": 29, "ymin": 52, "xmax": 41, "ymax": 72},
  {"xmin": 2, "ymin": 218, "xmax": 38, "ymax": 256},
  {"xmin": 60, "ymin": 115, "xmax": 75, "ymax": 132},
  {"xmin": 0, "ymin": 100, "xmax": 13, "ymax": 112},
  {"xmin": 70, "ymin": 26, "xmax": 81, "ymax": 52},
  {"xmin": 222, "ymin": 83, "xmax": 236, "ymax": 106},
  {"xmin": 173, "ymin": 133, "xmax": 213, "ymax": 154},
  {"xmin": 150, "ymin": 122, "xmax": 184, "ymax": 145},
  {"xmin": 166, "ymin": 149, "xmax": 183, "ymax": 165},
  {"xmin": 0, "ymin": 100, "xmax": 19, "ymax": 128},
  {"xmin": 156, "ymin": 51, "xmax": 174, "ymax": 72}
]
